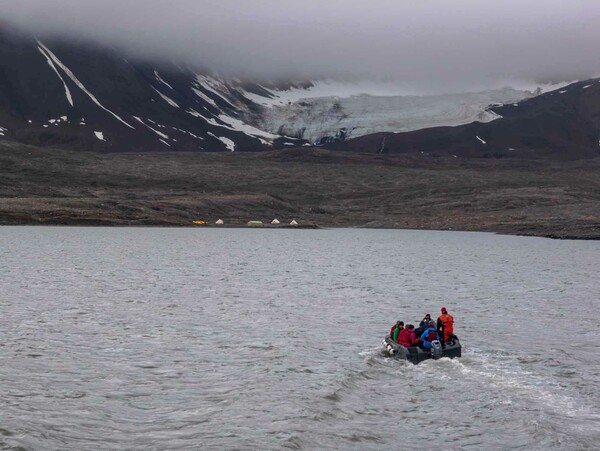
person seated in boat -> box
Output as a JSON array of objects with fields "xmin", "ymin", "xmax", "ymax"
[
  {"xmin": 419, "ymin": 320, "xmax": 440, "ymax": 349},
  {"xmin": 389, "ymin": 321, "xmax": 404, "ymax": 342},
  {"xmin": 389, "ymin": 320, "xmax": 399, "ymax": 337},
  {"xmin": 407, "ymin": 324, "xmax": 419, "ymax": 346},
  {"xmin": 398, "ymin": 324, "xmax": 418, "ymax": 347},
  {"xmin": 415, "ymin": 314, "xmax": 431, "ymax": 337},
  {"xmin": 437, "ymin": 307, "xmax": 454, "ymax": 343}
]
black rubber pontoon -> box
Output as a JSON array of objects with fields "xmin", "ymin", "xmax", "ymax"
[{"xmin": 382, "ymin": 335, "xmax": 461, "ymax": 364}]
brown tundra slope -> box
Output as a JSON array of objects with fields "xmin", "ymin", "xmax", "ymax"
[{"xmin": 1, "ymin": 142, "xmax": 599, "ymax": 239}]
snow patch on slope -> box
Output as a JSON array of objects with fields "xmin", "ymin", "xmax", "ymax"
[
  {"xmin": 38, "ymin": 46, "xmax": 74, "ymax": 107},
  {"xmin": 208, "ymin": 132, "xmax": 235, "ymax": 151},
  {"xmin": 152, "ymin": 86, "xmax": 179, "ymax": 108},
  {"xmin": 37, "ymin": 41, "xmax": 134, "ymax": 130},
  {"xmin": 186, "ymin": 108, "xmax": 275, "ymax": 142},
  {"xmin": 169, "ymin": 126, "xmax": 204, "ymax": 141},
  {"xmin": 154, "ymin": 70, "xmax": 174, "ymax": 90},
  {"xmin": 216, "ymin": 114, "xmax": 278, "ymax": 140},
  {"xmin": 133, "ymin": 116, "xmax": 169, "ymax": 140},
  {"xmin": 240, "ymin": 79, "xmax": 424, "ymax": 106},
  {"xmin": 195, "ymin": 75, "xmax": 236, "ymax": 109},
  {"xmin": 191, "ymin": 86, "xmax": 219, "ymax": 109}
]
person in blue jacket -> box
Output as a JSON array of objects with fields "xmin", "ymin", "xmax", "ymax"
[{"xmin": 419, "ymin": 320, "xmax": 440, "ymax": 349}]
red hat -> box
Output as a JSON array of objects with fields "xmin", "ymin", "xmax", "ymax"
[{"xmin": 441, "ymin": 307, "xmax": 447, "ymax": 313}]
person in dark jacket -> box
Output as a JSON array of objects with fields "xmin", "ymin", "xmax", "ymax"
[
  {"xmin": 415, "ymin": 314, "xmax": 431, "ymax": 337},
  {"xmin": 419, "ymin": 321, "xmax": 440, "ymax": 349}
]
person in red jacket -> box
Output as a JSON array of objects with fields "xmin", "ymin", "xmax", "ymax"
[
  {"xmin": 397, "ymin": 325, "xmax": 410, "ymax": 346},
  {"xmin": 398, "ymin": 324, "xmax": 418, "ymax": 346},
  {"xmin": 437, "ymin": 307, "xmax": 455, "ymax": 342},
  {"xmin": 407, "ymin": 324, "xmax": 418, "ymax": 346}
]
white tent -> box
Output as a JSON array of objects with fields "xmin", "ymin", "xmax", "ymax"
[
  {"xmin": 290, "ymin": 219, "xmax": 298, "ymax": 226},
  {"xmin": 271, "ymin": 218, "xmax": 280, "ymax": 225},
  {"xmin": 215, "ymin": 219, "xmax": 224, "ymax": 225}
]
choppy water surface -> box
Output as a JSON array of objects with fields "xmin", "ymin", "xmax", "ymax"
[{"xmin": 1, "ymin": 227, "xmax": 599, "ymax": 450}]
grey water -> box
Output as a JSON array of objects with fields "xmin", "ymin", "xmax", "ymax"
[{"xmin": 1, "ymin": 227, "xmax": 599, "ymax": 450}]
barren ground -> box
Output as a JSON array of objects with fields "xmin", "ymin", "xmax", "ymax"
[{"xmin": 1, "ymin": 142, "xmax": 599, "ymax": 239}]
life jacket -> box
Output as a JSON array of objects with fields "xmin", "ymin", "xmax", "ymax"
[
  {"xmin": 427, "ymin": 329, "xmax": 437, "ymax": 342},
  {"xmin": 420, "ymin": 327, "xmax": 439, "ymax": 348},
  {"xmin": 439, "ymin": 313, "xmax": 454, "ymax": 335},
  {"xmin": 408, "ymin": 330, "xmax": 417, "ymax": 345}
]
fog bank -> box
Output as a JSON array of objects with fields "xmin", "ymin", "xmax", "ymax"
[{"xmin": 3, "ymin": 0, "xmax": 600, "ymax": 93}]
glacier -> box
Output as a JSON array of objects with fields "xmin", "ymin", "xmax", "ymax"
[{"xmin": 234, "ymin": 80, "xmax": 538, "ymax": 144}]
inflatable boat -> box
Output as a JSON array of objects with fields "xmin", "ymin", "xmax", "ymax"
[{"xmin": 382, "ymin": 335, "xmax": 461, "ymax": 364}]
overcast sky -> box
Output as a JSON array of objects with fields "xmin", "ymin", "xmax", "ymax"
[{"xmin": 3, "ymin": 0, "xmax": 600, "ymax": 93}]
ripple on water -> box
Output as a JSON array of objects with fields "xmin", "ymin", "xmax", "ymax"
[{"xmin": 0, "ymin": 227, "xmax": 598, "ymax": 450}]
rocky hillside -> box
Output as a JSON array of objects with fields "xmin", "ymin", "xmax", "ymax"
[
  {"xmin": 0, "ymin": 25, "xmax": 598, "ymax": 160},
  {"xmin": 335, "ymin": 80, "xmax": 600, "ymax": 160},
  {"xmin": 0, "ymin": 26, "xmax": 307, "ymax": 152},
  {"xmin": 0, "ymin": 25, "xmax": 543, "ymax": 153}
]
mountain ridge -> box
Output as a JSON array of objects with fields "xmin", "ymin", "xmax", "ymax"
[
  {"xmin": 333, "ymin": 79, "xmax": 600, "ymax": 160},
  {"xmin": 0, "ymin": 27, "xmax": 599, "ymax": 237},
  {"xmin": 0, "ymin": 27, "xmax": 306, "ymax": 152},
  {"xmin": 0, "ymin": 27, "xmax": 598, "ymax": 161}
]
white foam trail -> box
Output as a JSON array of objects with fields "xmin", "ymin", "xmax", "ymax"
[{"xmin": 456, "ymin": 348, "xmax": 600, "ymax": 420}]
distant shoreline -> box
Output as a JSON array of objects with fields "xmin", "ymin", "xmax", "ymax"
[
  {"xmin": 1, "ymin": 220, "xmax": 598, "ymax": 240},
  {"xmin": 2, "ymin": 143, "xmax": 599, "ymax": 241}
]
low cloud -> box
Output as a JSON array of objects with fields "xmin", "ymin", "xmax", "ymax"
[{"xmin": 3, "ymin": 0, "xmax": 600, "ymax": 93}]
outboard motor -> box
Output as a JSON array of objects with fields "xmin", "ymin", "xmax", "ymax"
[{"xmin": 430, "ymin": 340, "xmax": 443, "ymax": 360}]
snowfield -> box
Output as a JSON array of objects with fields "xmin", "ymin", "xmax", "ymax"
[{"xmin": 236, "ymin": 80, "xmax": 538, "ymax": 143}]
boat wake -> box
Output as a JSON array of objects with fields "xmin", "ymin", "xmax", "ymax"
[{"xmin": 452, "ymin": 347, "xmax": 600, "ymax": 422}]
